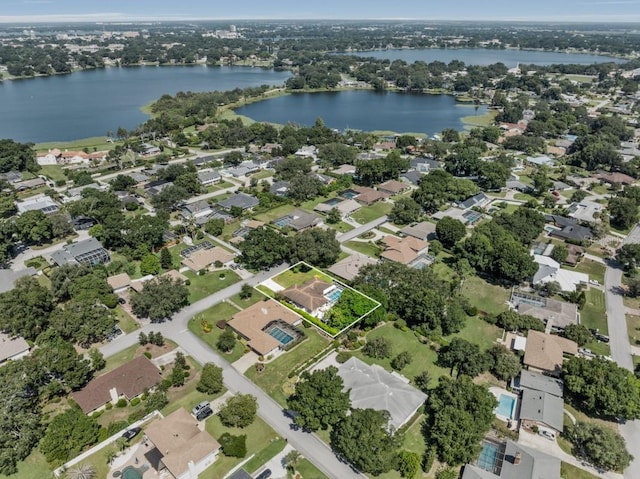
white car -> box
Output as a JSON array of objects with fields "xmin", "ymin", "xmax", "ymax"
[
  {"xmin": 540, "ymin": 429, "xmax": 556, "ymax": 441},
  {"xmin": 589, "ymin": 279, "xmax": 600, "ymax": 285}
]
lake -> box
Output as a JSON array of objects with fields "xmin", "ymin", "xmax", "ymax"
[
  {"xmin": 343, "ymin": 48, "xmax": 624, "ymax": 67},
  {"xmin": 234, "ymin": 90, "xmax": 488, "ymax": 136},
  {"xmin": 0, "ymin": 65, "xmax": 291, "ymax": 143}
]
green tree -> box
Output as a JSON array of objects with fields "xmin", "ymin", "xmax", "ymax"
[
  {"xmin": 219, "ymin": 394, "xmax": 258, "ymax": 428},
  {"xmin": 0, "ymin": 276, "xmax": 54, "ymax": 340},
  {"xmin": 239, "ymin": 227, "xmax": 291, "ymax": 270},
  {"xmin": 437, "ymin": 338, "xmax": 490, "ymax": 378},
  {"xmin": 434, "ymin": 467, "xmax": 458, "ymax": 479},
  {"xmin": 217, "ymin": 328, "xmax": 237, "ymax": 353},
  {"xmin": 391, "ymin": 351, "xmax": 412, "ymax": 371},
  {"xmin": 50, "ymin": 213, "xmax": 74, "ymax": 239},
  {"xmin": 287, "ymin": 366, "xmax": 351, "ymax": 431},
  {"xmin": 424, "ymin": 376, "xmax": 497, "ymax": 465},
  {"xmin": 617, "ymin": 243, "xmax": 640, "ymax": 271},
  {"xmin": 487, "ymin": 345, "xmax": 522, "ymax": 381},
  {"xmin": 532, "ymin": 167, "xmax": 552, "ymax": 196},
  {"xmin": 14, "ymin": 210, "xmax": 53, "ymax": 244},
  {"xmin": 49, "ymin": 300, "xmax": 116, "ymax": 346},
  {"xmin": 414, "ymin": 371, "xmax": 432, "ymax": 393},
  {"xmin": 363, "ymin": 337, "xmax": 392, "ymax": 359},
  {"xmin": 197, "ymin": 363, "xmax": 224, "ymax": 394},
  {"xmin": 565, "ymin": 422, "xmax": 633, "ymax": 471},
  {"xmin": 287, "ymin": 174, "xmax": 324, "ymax": 202},
  {"xmin": 435, "ymin": 217, "xmax": 467, "ymax": 248},
  {"xmin": 551, "ymin": 244, "xmax": 569, "ymax": 263},
  {"xmin": 160, "ymin": 247, "xmax": 173, "ymax": 270},
  {"xmin": 140, "ymin": 253, "xmax": 161, "ymax": 275},
  {"xmin": 109, "ymin": 174, "xmax": 136, "ymax": 191},
  {"xmin": 563, "ymin": 324, "xmax": 592, "ymax": 346},
  {"xmin": 389, "ymin": 197, "xmax": 422, "ymax": 225},
  {"xmin": 396, "ymin": 450, "xmax": 421, "ymax": 478},
  {"xmin": 130, "ymin": 276, "xmax": 189, "ymax": 322},
  {"xmin": 204, "ymin": 217, "xmax": 224, "ymax": 236},
  {"xmin": 40, "ymin": 407, "xmax": 100, "ymax": 464},
  {"xmin": 327, "ymin": 207, "xmax": 342, "ymax": 224},
  {"xmin": 35, "ymin": 330, "xmax": 93, "ymax": 390},
  {"xmin": 0, "ymin": 139, "xmax": 39, "ymax": 173},
  {"xmin": 290, "ymin": 228, "xmax": 340, "ymax": 268},
  {"xmin": 144, "ymin": 390, "xmax": 169, "ymax": 414},
  {"xmin": 218, "ymin": 433, "xmax": 247, "ymax": 457},
  {"xmin": 609, "ymin": 196, "xmax": 639, "ymax": 230},
  {"xmin": 331, "ymin": 408, "xmax": 401, "ymax": 475},
  {"xmin": 284, "ymin": 450, "xmax": 302, "ymax": 473},
  {"xmin": 88, "ymin": 348, "xmax": 106, "ymax": 371}
]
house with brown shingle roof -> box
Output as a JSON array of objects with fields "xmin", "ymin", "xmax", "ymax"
[
  {"xmin": 228, "ymin": 300, "xmax": 303, "ymax": 356},
  {"xmin": 352, "ymin": 186, "xmax": 390, "ymax": 206},
  {"xmin": 0, "ymin": 332, "xmax": 30, "ymax": 364},
  {"xmin": 181, "ymin": 246, "xmax": 235, "ymax": 272},
  {"xmin": 523, "ymin": 330, "xmax": 577, "ymax": 377},
  {"xmin": 380, "ymin": 236, "xmax": 429, "ymax": 266},
  {"xmin": 378, "ymin": 180, "xmax": 409, "ymax": 195},
  {"xmin": 282, "ymin": 278, "xmax": 333, "ymax": 316},
  {"xmin": 107, "ymin": 272, "xmax": 131, "ymax": 293},
  {"xmin": 72, "ymin": 356, "xmax": 162, "ymax": 413},
  {"xmin": 145, "ymin": 408, "xmax": 220, "ymax": 479},
  {"xmin": 595, "ymin": 171, "xmax": 636, "ymax": 186}
]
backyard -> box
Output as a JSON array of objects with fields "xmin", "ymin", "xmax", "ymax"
[
  {"xmin": 351, "ymin": 201, "xmax": 393, "ymax": 224},
  {"xmin": 184, "ymin": 269, "xmax": 242, "ymax": 303},
  {"xmin": 188, "ymin": 301, "xmax": 247, "ymax": 363},
  {"xmin": 270, "ymin": 264, "xmax": 334, "ymax": 289},
  {"xmin": 461, "ymin": 276, "xmax": 510, "ymax": 316},
  {"xmin": 343, "ymin": 239, "xmax": 382, "ymax": 258}
]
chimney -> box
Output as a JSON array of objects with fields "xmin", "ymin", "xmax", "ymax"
[{"xmin": 514, "ymin": 452, "xmax": 521, "ymax": 465}]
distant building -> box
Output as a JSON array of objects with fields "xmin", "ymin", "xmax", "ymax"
[
  {"xmin": 16, "ymin": 196, "xmax": 59, "ymax": 215},
  {"xmin": 217, "ymin": 192, "xmax": 259, "ymax": 211},
  {"xmin": 198, "ymin": 170, "xmax": 221, "ymax": 187},
  {"xmin": 51, "ymin": 238, "xmax": 110, "ymax": 266},
  {"xmin": 328, "ymin": 253, "xmax": 378, "ymax": 281}
]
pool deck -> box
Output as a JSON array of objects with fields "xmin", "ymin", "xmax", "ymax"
[{"xmin": 489, "ymin": 386, "xmax": 519, "ymax": 426}]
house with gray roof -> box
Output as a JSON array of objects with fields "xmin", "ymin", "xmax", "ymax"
[
  {"xmin": 0, "ymin": 267, "xmax": 37, "ymax": 294},
  {"xmin": 16, "ymin": 196, "xmax": 59, "ymax": 215},
  {"xmin": 337, "ymin": 356, "xmax": 427, "ymax": 430},
  {"xmin": 462, "ymin": 440, "xmax": 560, "ymax": 479},
  {"xmin": 51, "ymin": 238, "xmax": 110, "ymax": 266},
  {"xmin": 218, "ymin": 192, "xmax": 259, "ymax": 211},
  {"xmin": 127, "ymin": 172, "xmax": 150, "ymax": 185},
  {"xmin": 460, "ymin": 192, "xmax": 491, "ymax": 210},
  {"xmin": 198, "ymin": 170, "xmax": 221, "ymax": 187},
  {"xmin": 519, "ymin": 389, "xmax": 564, "ymax": 433},
  {"xmin": 144, "ymin": 180, "xmax": 173, "ymax": 196},
  {"xmin": 400, "ymin": 221, "xmax": 437, "ymax": 241},
  {"xmin": 181, "ymin": 200, "xmax": 213, "ymax": 220},
  {"xmin": 545, "ymin": 214, "xmax": 593, "ymax": 243},
  {"xmin": 270, "ymin": 180, "xmax": 290, "ymax": 197},
  {"xmin": 511, "ymin": 370, "xmax": 563, "ymax": 398},
  {"xmin": 400, "ymin": 170, "xmax": 423, "ymax": 186},
  {"xmin": 0, "ymin": 332, "xmax": 30, "ymax": 365}
]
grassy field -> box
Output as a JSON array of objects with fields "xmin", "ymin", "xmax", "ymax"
[
  {"xmin": 184, "ymin": 269, "xmax": 241, "ymax": 303},
  {"xmin": 461, "ymin": 276, "xmax": 510, "ymax": 316},
  {"xmin": 327, "ymin": 220, "xmax": 355, "ymax": 233},
  {"xmin": 449, "ymin": 315, "xmax": 501, "ymax": 351},
  {"xmin": 114, "ymin": 307, "xmax": 139, "ymax": 333},
  {"xmin": 353, "ymin": 323, "xmax": 448, "ymax": 388},
  {"xmin": 351, "ymin": 202, "xmax": 393, "ymax": 224},
  {"xmin": 271, "ymin": 265, "xmax": 334, "ymax": 289},
  {"xmin": 201, "ymin": 416, "xmax": 281, "ymax": 478},
  {"xmin": 245, "ymin": 329, "xmax": 330, "ymax": 406},
  {"xmin": 228, "ymin": 289, "xmax": 268, "ymax": 309},
  {"xmin": 35, "ymin": 136, "xmax": 119, "ymax": 152},
  {"xmin": 570, "ymin": 260, "xmax": 606, "ymax": 285},
  {"xmin": 189, "ymin": 301, "xmax": 246, "ymax": 363},
  {"xmin": 253, "ymin": 204, "xmax": 297, "ymax": 223},
  {"xmin": 293, "ymin": 458, "xmax": 329, "ymax": 478},
  {"xmin": 38, "ymin": 165, "xmax": 67, "ymax": 183},
  {"xmin": 580, "ymin": 289, "xmax": 608, "ymax": 335},
  {"xmin": 0, "ymin": 450, "xmax": 53, "ymax": 479},
  {"xmin": 627, "ymin": 315, "xmax": 640, "ymax": 347},
  {"xmin": 560, "ymin": 462, "xmax": 600, "ymax": 479},
  {"xmin": 343, "ymin": 240, "xmax": 381, "ymax": 258},
  {"xmin": 461, "ymin": 109, "xmax": 498, "ymax": 128}
]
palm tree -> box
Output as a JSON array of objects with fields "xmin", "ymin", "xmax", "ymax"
[
  {"xmin": 284, "ymin": 450, "xmax": 302, "ymax": 473},
  {"xmin": 66, "ymin": 464, "xmax": 95, "ymax": 479}
]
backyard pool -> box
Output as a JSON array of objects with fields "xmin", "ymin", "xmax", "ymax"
[
  {"xmin": 268, "ymin": 326, "xmax": 294, "ymax": 345},
  {"xmin": 496, "ymin": 394, "xmax": 516, "ymax": 419},
  {"xmin": 325, "ymin": 287, "xmax": 343, "ymax": 303},
  {"xmin": 121, "ymin": 466, "xmax": 143, "ymax": 479},
  {"xmin": 477, "ymin": 441, "xmax": 504, "ymax": 474},
  {"xmin": 324, "ymin": 197, "xmax": 343, "ymax": 206}
]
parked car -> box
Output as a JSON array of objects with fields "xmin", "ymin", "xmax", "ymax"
[
  {"xmin": 122, "ymin": 427, "xmax": 142, "ymax": 440},
  {"xmin": 256, "ymin": 469, "xmax": 272, "ymax": 479},
  {"xmin": 539, "ymin": 429, "xmax": 556, "ymax": 441},
  {"xmin": 192, "ymin": 401, "xmax": 210, "ymax": 416},
  {"xmin": 118, "ymin": 297, "xmax": 126, "ymax": 305},
  {"xmin": 589, "ymin": 279, "xmax": 600, "ymax": 286},
  {"xmin": 195, "ymin": 406, "xmax": 213, "ymax": 421}
]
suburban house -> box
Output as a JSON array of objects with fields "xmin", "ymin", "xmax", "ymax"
[
  {"xmin": 269, "ymin": 180, "xmax": 290, "ymax": 197},
  {"xmin": 314, "ymin": 198, "xmax": 361, "ymax": 217},
  {"xmin": 72, "ymin": 356, "xmax": 162, "ymax": 413},
  {"xmin": 400, "ymin": 221, "xmax": 437, "ymax": 241},
  {"xmin": 336, "ymin": 356, "xmax": 427, "ymax": 430},
  {"xmin": 0, "ymin": 267, "xmax": 37, "ymax": 294},
  {"xmin": 228, "ymin": 300, "xmax": 304, "ymax": 356},
  {"xmin": 144, "ymin": 180, "xmax": 174, "ymax": 196},
  {"xmin": 217, "ymin": 192, "xmax": 259, "ymax": 211},
  {"xmin": 51, "ymin": 238, "xmax": 111, "ymax": 266},
  {"xmin": 523, "ymin": 330, "xmax": 577, "ymax": 376},
  {"xmin": 512, "ymin": 370, "xmax": 565, "ymax": 436},
  {"xmin": 461, "ymin": 440, "xmax": 560, "ymax": 479},
  {"xmin": 16, "ymin": 195, "xmax": 59, "ymax": 215},
  {"xmin": 282, "ymin": 278, "xmax": 333, "ymax": 317},
  {"xmin": 226, "ymin": 161, "xmax": 260, "ymax": 178},
  {"xmin": 352, "ymin": 186, "xmax": 389, "ymax": 205},
  {"xmin": 61, "ymin": 183, "xmax": 104, "ymax": 203},
  {"xmin": 380, "ymin": 236, "xmax": 431, "ymax": 268},
  {"xmin": 400, "ymin": 170, "xmax": 423, "ymax": 186},
  {"xmin": 328, "ymin": 253, "xmax": 378, "ymax": 281},
  {"xmin": 567, "ymin": 200, "xmax": 603, "ymax": 224},
  {"xmin": 331, "ymin": 164, "xmax": 356, "ymax": 176},
  {"xmin": 181, "ymin": 246, "xmax": 235, "ymax": 272},
  {"xmin": 544, "ymin": 214, "xmax": 593, "ymax": 243},
  {"xmin": 272, "ymin": 209, "xmax": 322, "ymax": 232},
  {"xmin": 409, "ymin": 157, "xmax": 440, "ymax": 173},
  {"xmin": 532, "ymin": 254, "xmax": 588, "ymax": 292},
  {"xmin": 181, "ymin": 200, "xmax": 214, "ymax": 223},
  {"xmin": 377, "ymin": 179, "xmax": 409, "ymax": 195},
  {"xmin": 0, "ymin": 332, "xmax": 30, "ymax": 365},
  {"xmin": 510, "ymin": 291, "xmax": 579, "ymax": 331},
  {"xmin": 127, "ymin": 171, "xmax": 151, "ymax": 186},
  {"xmin": 526, "ymin": 155, "xmax": 556, "ymax": 167},
  {"xmin": 459, "ymin": 192, "xmax": 491, "ymax": 210},
  {"xmin": 596, "ymin": 171, "xmax": 635, "ymax": 186},
  {"xmin": 107, "ymin": 272, "xmax": 132, "ymax": 293},
  {"xmin": 197, "ymin": 170, "xmax": 221, "ymax": 187},
  {"xmin": 144, "ymin": 408, "xmax": 221, "ymax": 479},
  {"xmin": 14, "ymin": 177, "xmax": 46, "ymax": 192}
]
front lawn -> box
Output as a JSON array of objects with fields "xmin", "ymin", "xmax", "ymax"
[
  {"xmin": 201, "ymin": 416, "xmax": 281, "ymax": 479},
  {"xmin": 570, "ymin": 260, "xmax": 605, "ymax": 285},
  {"xmin": 343, "ymin": 240, "xmax": 381, "ymax": 258},
  {"xmin": 351, "ymin": 202, "xmax": 392, "ymax": 224},
  {"xmin": 461, "ymin": 276, "xmax": 509, "ymax": 316},
  {"xmin": 38, "ymin": 165, "xmax": 67, "ymax": 183},
  {"xmin": 580, "ymin": 289, "xmax": 607, "ymax": 335},
  {"xmin": 0, "ymin": 450, "xmax": 52, "ymax": 479},
  {"xmin": 627, "ymin": 315, "xmax": 640, "ymax": 347},
  {"xmin": 327, "ymin": 220, "xmax": 355, "ymax": 233},
  {"xmin": 353, "ymin": 323, "xmax": 448, "ymax": 388},
  {"xmin": 189, "ymin": 301, "xmax": 246, "ymax": 363},
  {"xmin": 252, "ymin": 204, "xmax": 296, "ymax": 223},
  {"xmin": 560, "ymin": 462, "xmax": 601, "ymax": 479},
  {"xmin": 245, "ymin": 328, "xmax": 330, "ymax": 406},
  {"xmin": 114, "ymin": 307, "xmax": 139, "ymax": 334},
  {"xmin": 294, "ymin": 458, "xmax": 329, "ymax": 479},
  {"xmin": 271, "ymin": 265, "xmax": 334, "ymax": 290},
  {"xmin": 184, "ymin": 269, "xmax": 241, "ymax": 303}
]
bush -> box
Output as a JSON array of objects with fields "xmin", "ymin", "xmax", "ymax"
[
  {"xmin": 128, "ymin": 409, "xmax": 145, "ymax": 423},
  {"xmin": 116, "ymin": 398, "xmax": 128, "ymax": 408},
  {"xmin": 336, "ymin": 351, "xmax": 352, "ymax": 364},
  {"xmin": 218, "ymin": 433, "xmax": 247, "ymax": 458},
  {"xmin": 143, "ymin": 351, "xmax": 152, "ymax": 359},
  {"xmin": 464, "ymin": 304, "xmax": 478, "ymax": 316},
  {"xmin": 197, "ymin": 363, "xmax": 224, "ymax": 394},
  {"xmin": 394, "ymin": 319, "xmax": 407, "ymax": 330},
  {"xmin": 391, "ymin": 351, "xmax": 412, "ymax": 371},
  {"xmin": 422, "ymin": 447, "xmax": 436, "ymax": 473},
  {"xmin": 219, "ymin": 394, "xmax": 257, "ymax": 428},
  {"xmin": 363, "ymin": 337, "xmax": 392, "ymax": 359},
  {"xmin": 130, "ymin": 398, "xmax": 141, "ymax": 407},
  {"xmin": 105, "ymin": 402, "xmax": 113, "ymax": 410}
]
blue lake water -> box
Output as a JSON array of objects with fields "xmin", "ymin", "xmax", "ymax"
[
  {"xmin": 235, "ymin": 90, "xmax": 488, "ymax": 136},
  {"xmin": 343, "ymin": 48, "xmax": 625, "ymax": 67},
  {"xmin": 0, "ymin": 65, "xmax": 291, "ymax": 142}
]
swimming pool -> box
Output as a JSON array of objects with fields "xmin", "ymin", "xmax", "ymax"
[
  {"xmin": 268, "ymin": 327, "xmax": 294, "ymax": 345},
  {"xmin": 325, "ymin": 287, "xmax": 343, "ymax": 303},
  {"xmin": 273, "ymin": 216, "xmax": 292, "ymax": 228},
  {"xmin": 121, "ymin": 466, "xmax": 143, "ymax": 479},
  {"xmin": 477, "ymin": 441, "xmax": 500, "ymax": 472},
  {"xmin": 496, "ymin": 394, "xmax": 516, "ymax": 419}
]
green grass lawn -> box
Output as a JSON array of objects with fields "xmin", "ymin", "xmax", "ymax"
[
  {"xmin": 343, "ymin": 240, "xmax": 381, "ymax": 258},
  {"xmin": 560, "ymin": 462, "xmax": 600, "ymax": 479},
  {"xmin": 448, "ymin": 316, "xmax": 501, "ymax": 351},
  {"xmin": 293, "ymin": 458, "xmax": 329, "ymax": 478},
  {"xmin": 250, "ymin": 170, "xmax": 274, "ymax": 181},
  {"xmin": 373, "ymin": 417, "xmax": 427, "ymax": 479},
  {"xmin": 103, "ymin": 344, "xmax": 139, "ymax": 372},
  {"xmin": 353, "ymin": 323, "xmax": 448, "ymax": 388},
  {"xmin": 184, "ymin": 269, "xmax": 242, "ymax": 303},
  {"xmin": 271, "ymin": 265, "xmax": 334, "ymax": 289},
  {"xmin": 114, "ymin": 307, "xmax": 139, "ymax": 333},
  {"xmin": 627, "ymin": 315, "xmax": 640, "ymax": 347},
  {"xmin": 0, "ymin": 450, "xmax": 53, "ymax": 479},
  {"xmin": 252, "ymin": 204, "xmax": 297, "ymax": 223},
  {"xmin": 300, "ymin": 194, "xmax": 338, "ymax": 211},
  {"xmin": 244, "ymin": 439, "xmax": 287, "ymax": 474},
  {"xmin": 351, "ymin": 202, "xmax": 393, "ymax": 224},
  {"xmin": 35, "ymin": 136, "xmax": 119, "ymax": 153},
  {"xmin": 201, "ymin": 416, "xmax": 281, "ymax": 479},
  {"xmin": 569, "ymin": 260, "xmax": 606, "ymax": 285},
  {"xmin": 327, "ymin": 220, "xmax": 354, "ymax": 233},
  {"xmin": 580, "ymin": 289, "xmax": 607, "ymax": 335},
  {"xmin": 461, "ymin": 276, "xmax": 510, "ymax": 316},
  {"xmin": 38, "ymin": 165, "xmax": 67, "ymax": 183},
  {"xmin": 189, "ymin": 301, "xmax": 246, "ymax": 363},
  {"xmin": 228, "ymin": 289, "xmax": 268, "ymax": 309},
  {"xmin": 245, "ymin": 329, "xmax": 330, "ymax": 406}
]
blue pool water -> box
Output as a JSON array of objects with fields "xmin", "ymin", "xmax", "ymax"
[
  {"xmin": 324, "ymin": 198, "xmax": 342, "ymax": 206},
  {"xmin": 121, "ymin": 466, "xmax": 143, "ymax": 479},
  {"xmin": 269, "ymin": 327, "xmax": 294, "ymax": 345},
  {"xmin": 496, "ymin": 394, "xmax": 516, "ymax": 418},
  {"xmin": 477, "ymin": 441, "xmax": 500, "ymax": 472},
  {"xmin": 325, "ymin": 288, "xmax": 343, "ymax": 302},
  {"xmin": 273, "ymin": 216, "xmax": 291, "ymax": 228}
]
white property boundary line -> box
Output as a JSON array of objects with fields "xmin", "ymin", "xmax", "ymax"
[{"xmin": 256, "ymin": 261, "xmax": 381, "ymax": 338}]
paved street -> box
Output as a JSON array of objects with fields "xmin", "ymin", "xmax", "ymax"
[{"xmin": 337, "ymin": 215, "xmax": 388, "ymax": 243}]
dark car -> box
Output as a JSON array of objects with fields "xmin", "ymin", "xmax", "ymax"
[
  {"xmin": 256, "ymin": 469, "xmax": 272, "ymax": 479},
  {"xmin": 122, "ymin": 427, "xmax": 141, "ymax": 441},
  {"xmin": 196, "ymin": 406, "xmax": 213, "ymax": 421},
  {"xmin": 118, "ymin": 297, "xmax": 126, "ymax": 305}
]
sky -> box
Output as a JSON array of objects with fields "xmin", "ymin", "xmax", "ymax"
[{"xmin": 2, "ymin": 0, "xmax": 640, "ymax": 23}]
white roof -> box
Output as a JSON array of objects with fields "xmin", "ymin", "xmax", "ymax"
[
  {"xmin": 513, "ymin": 336, "xmax": 527, "ymax": 351},
  {"xmin": 533, "ymin": 255, "xmax": 589, "ymax": 292}
]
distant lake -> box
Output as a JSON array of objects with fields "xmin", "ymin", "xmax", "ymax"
[
  {"xmin": 0, "ymin": 65, "xmax": 291, "ymax": 143},
  {"xmin": 343, "ymin": 48, "xmax": 625, "ymax": 67},
  {"xmin": 234, "ymin": 90, "xmax": 488, "ymax": 136}
]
